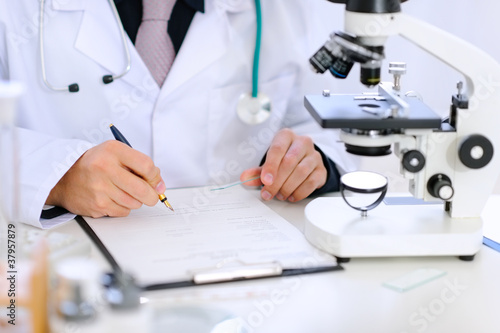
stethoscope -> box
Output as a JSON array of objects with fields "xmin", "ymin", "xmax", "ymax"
[
  {"xmin": 39, "ymin": 0, "xmax": 271, "ymax": 125},
  {"xmin": 235, "ymin": 0, "xmax": 272, "ymax": 125},
  {"xmin": 39, "ymin": 0, "xmax": 131, "ymax": 93}
]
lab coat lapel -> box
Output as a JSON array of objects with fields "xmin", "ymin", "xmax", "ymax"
[
  {"xmin": 69, "ymin": 0, "xmax": 153, "ymax": 91},
  {"xmin": 161, "ymin": 0, "xmax": 253, "ymax": 96}
]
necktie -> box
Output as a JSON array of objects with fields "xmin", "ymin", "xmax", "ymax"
[{"xmin": 135, "ymin": 0, "xmax": 177, "ymax": 87}]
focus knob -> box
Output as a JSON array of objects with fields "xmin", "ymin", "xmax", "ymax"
[{"xmin": 427, "ymin": 174, "xmax": 454, "ymax": 201}]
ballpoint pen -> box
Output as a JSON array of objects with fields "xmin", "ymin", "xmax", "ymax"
[{"xmin": 109, "ymin": 124, "xmax": 174, "ymax": 211}]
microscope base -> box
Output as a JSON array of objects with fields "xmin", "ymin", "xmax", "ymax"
[{"xmin": 304, "ymin": 197, "xmax": 483, "ymax": 259}]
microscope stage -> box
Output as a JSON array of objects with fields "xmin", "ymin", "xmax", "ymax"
[{"xmin": 304, "ymin": 94, "xmax": 442, "ymax": 130}]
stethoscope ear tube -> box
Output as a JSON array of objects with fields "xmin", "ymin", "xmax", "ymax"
[
  {"xmin": 39, "ymin": 0, "xmax": 131, "ymax": 93},
  {"xmin": 103, "ymin": 75, "xmax": 114, "ymax": 84}
]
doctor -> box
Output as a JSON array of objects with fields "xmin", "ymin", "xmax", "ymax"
[{"xmin": 0, "ymin": 0, "xmax": 356, "ymax": 228}]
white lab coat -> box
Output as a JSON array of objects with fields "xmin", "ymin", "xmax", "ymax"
[{"xmin": 0, "ymin": 0, "xmax": 358, "ymax": 228}]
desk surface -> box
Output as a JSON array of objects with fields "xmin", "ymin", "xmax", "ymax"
[{"xmin": 48, "ymin": 192, "xmax": 500, "ymax": 333}]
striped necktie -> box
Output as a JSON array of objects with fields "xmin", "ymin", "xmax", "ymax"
[{"xmin": 135, "ymin": 0, "xmax": 177, "ymax": 87}]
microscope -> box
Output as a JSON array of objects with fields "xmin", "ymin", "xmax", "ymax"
[{"xmin": 304, "ymin": 0, "xmax": 500, "ymax": 261}]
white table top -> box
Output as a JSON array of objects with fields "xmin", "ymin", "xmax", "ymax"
[{"xmin": 45, "ymin": 192, "xmax": 500, "ymax": 333}]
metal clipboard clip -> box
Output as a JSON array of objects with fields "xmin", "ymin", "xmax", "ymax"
[{"xmin": 190, "ymin": 259, "xmax": 283, "ymax": 285}]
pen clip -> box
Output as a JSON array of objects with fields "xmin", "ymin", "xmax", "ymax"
[{"xmin": 191, "ymin": 259, "xmax": 283, "ymax": 284}]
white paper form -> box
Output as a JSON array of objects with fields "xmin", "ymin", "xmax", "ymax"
[{"xmin": 83, "ymin": 186, "xmax": 338, "ymax": 286}]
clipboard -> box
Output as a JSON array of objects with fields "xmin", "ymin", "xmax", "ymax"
[
  {"xmin": 76, "ymin": 216, "xmax": 343, "ymax": 291},
  {"xmin": 75, "ymin": 185, "xmax": 343, "ymax": 290}
]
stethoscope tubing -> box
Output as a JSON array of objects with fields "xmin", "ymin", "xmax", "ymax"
[
  {"xmin": 106, "ymin": 0, "xmax": 131, "ymax": 82},
  {"xmin": 39, "ymin": 0, "xmax": 131, "ymax": 92},
  {"xmin": 39, "ymin": 0, "xmax": 67, "ymax": 92},
  {"xmin": 252, "ymin": 0, "xmax": 262, "ymax": 98}
]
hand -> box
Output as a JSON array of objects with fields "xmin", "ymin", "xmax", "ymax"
[
  {"xmin": 46, "ymin": 140, "xmax": 166, "ymax": 218},
  {"xmin": 240, "ymin": 128, "xmax": 327, "ymax": 202}
]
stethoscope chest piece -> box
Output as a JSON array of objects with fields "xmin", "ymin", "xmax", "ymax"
[{"xmin": 237, "ymin": 92, "xmax": 272, "ymax": 125}]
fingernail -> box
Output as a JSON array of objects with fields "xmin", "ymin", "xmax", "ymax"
[
  {"xmin": 261, "ymin": 190, "xmax": 272, "ymax": 201},
  {"xmin": 276, "ymin": 193, "xmax": 284, "ymax": 201},
  {"xmin": 263, "ymin": 173, "xmax": 273, "ymax": 185},
  {"xmin": 288, "ymin": 196, "xmax": 295, "ymax": 202},
  {"xmin": 156, "ymin": 180, "xmax": 166, "ymax": 193}
]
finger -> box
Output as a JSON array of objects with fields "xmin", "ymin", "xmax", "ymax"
[
  {"xmin": 262, "ymin": 136, "xmax": 309, "ymax": 199},
  {"xmin": 110, "ymin": 165, "xmax": 159, "ymax": 206},
  {"xmin": 240, "ymin": 167, "xmax": 263, "ymax": 186},
  {"xmin": 276, "ymin": 161, "xmax": 314, "ymax": 201},
  {"xmin": 102, "ymin": 199, "xmax": 132, "ymax": 217},
  {"xmin": 260, "ymin": 129, "xmax": 294, "ymax": 186},
  {"xmin": 85, "ymin": 192, "xmax": 131, "ymax": 218},
  {"xmin": 108, "ymin": 185, "xmax": 143, "ymax": 210},
  {"xmin": 277, "ymin": 150, "xmax": 324, "ymax": 200},
  {"xmin": 288, "ymin": 166, "xmax": 327, "ymax": 202},
  {"xmin": 116, "ymin": 143, "xmax": 165, "ymax": 194}
]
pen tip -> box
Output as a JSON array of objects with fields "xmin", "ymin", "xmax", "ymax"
[
  {"xmin": 164, "ymin": 200, "xmax": 174, "ymax": 212},
  {"xmin": 159, "ymin": 194, "xmax": 174, "ymax": 211}
]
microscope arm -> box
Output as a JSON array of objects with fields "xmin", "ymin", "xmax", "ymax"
[
  {"xmin": 398, "ymin": 14, "xmax": 500, "ymax": 217},
  {"xmin": 397, "ymin": 14, "xmax": 500, "ymax": 103}
]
